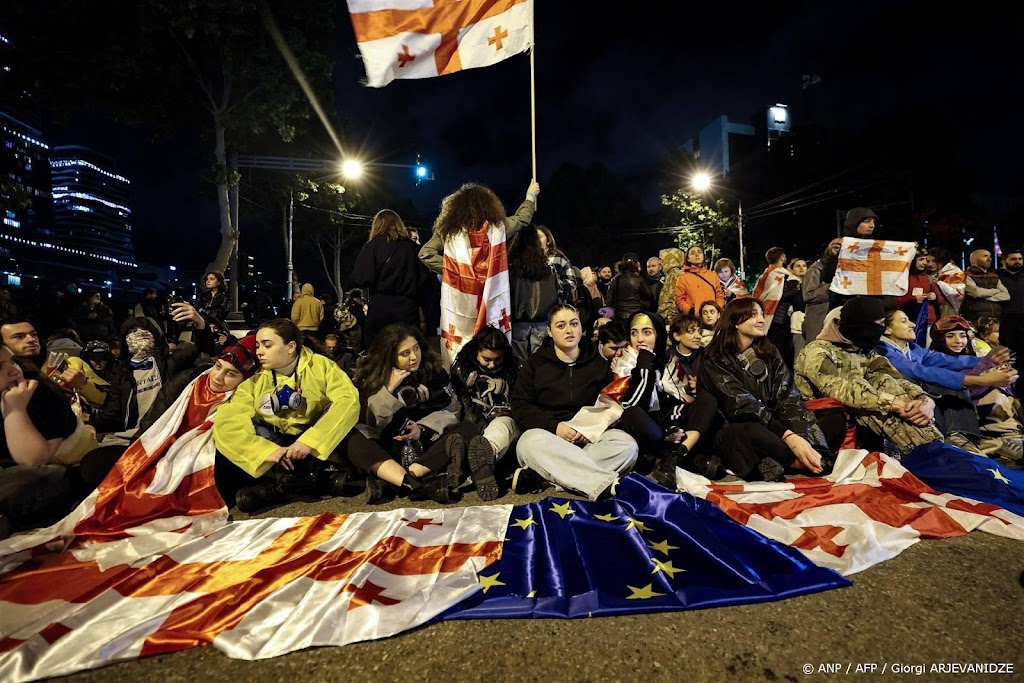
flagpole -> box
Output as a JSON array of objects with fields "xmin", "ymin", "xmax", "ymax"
[{"xmin": 529, "ymin": 3, "xmax": 537, "ymax": 180}]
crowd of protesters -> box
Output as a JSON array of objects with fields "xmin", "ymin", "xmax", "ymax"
[{"xmin": 2, "ymin": 192, "xmax": 1022, "ymax": 541}]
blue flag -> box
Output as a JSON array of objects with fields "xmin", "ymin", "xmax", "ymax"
[
  {"xmin": 914, "ymin": 301, "xmax": 930, "ymax": 346},
  {"xmin": 902, "ymin": 442, "xmax": 1024, "ymax": 517},
  {"xmin": 440, "ymin": 474, "xmax": 849, "ymax": 620}
]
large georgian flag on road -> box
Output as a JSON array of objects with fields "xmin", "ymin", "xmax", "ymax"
[
  {"xmin": 346, "ymin": 0, "xmax": 534, "ymax": 87},
  {"xmin": 675, "ymin": 449, "xmax": 1024, "ymax": 576},
  {"xmin": 0, "ymin": 374, "xmax": 509, "ymax": 683},
  {"xmin": 439, "ymin": 223, "xmax": 513, "ymax": 369},
  {"xmin": 829, "ymin": 237, "xmax": 916, "ymax": 297}
]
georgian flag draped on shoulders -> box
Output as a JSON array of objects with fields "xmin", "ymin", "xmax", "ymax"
[
  {"xmin": 752, "ymin": 264, "xmax": 798, "ymax": 328},
  {"xmin": 439, "ymin": 223, "xmax": 513, "ymax": 369},
  {"xmin": 346, "ymin": 0, "xmax": 534, "ymax": 88},
  {"xmin": 829, "ymin": 237, "xmax": 916, "ymax": 297},
  {"xmin": 675, "ymin": 449, "xmax": 1024, "ymax": 576}
]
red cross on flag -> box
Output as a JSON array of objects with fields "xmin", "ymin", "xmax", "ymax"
[
  {"xmin": 829, "ymin": 237, "xmax": 916, "ymax": 297},
  {"xmin": 439, "ymin": 223, "xmax": 512, "ymax": 369},
  {"xmin": 675, "ymin": 450, "xmax": 1024, "ymax": 576},
  {"xmin": 346, "ymin": 0, "xmax": 534, "ymax": 87},
  {"xmin": 752, "ymin": 264, "xmax": 798, "ymax": 328}
]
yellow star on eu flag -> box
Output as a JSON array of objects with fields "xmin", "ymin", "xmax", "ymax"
[
  {"xmin": 549, "ymin": 501, "xmax": 575, "ymax": 519},
  {"xmin": 648, "ymin": 539, "xmax": 679, "ymax": 555},
  {"xmin": 512, "ymin": 516, "xmax": 537, "ymax": 530},
  {"xmin": 988, "ymin": 468, "xmax": 1011, "ymax": 484},
  {"xmin": 651, "ymin": 558, "xmax": 685, "ymax": 579},
  {"xmin": 478, "ymin": 573, "xmax": 506, "ymax": 593},
  {"xmin": 625, "ymin": 517, "xmax": 651, "ymax": 532},
  {"xmin": 626, "ymin": 583, "xmax": 667, "ymax": 600},
  {"xmin": 594, "ymin": 512, "xmax": 620, "ymax": 522}
]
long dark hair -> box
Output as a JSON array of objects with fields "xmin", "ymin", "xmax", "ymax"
[
  {"xmin": 536, "ymin": 224, "xmax": 563, "ymax": 257},
  {"xmin": 369, "ymin": 209, "xmax": 410, "ymax": 242},
  {"xmin": 352, "ymin": 322, "xmax": 443, "ymax": 396},
  {"xmin": 453, "ymin": 324, "xmax": 516, "ymax": 380},
  {"xmin": 431, "ymin": 183, "xmax": 507, "ymax": 243},
  {"xmin": 205, "ymin": 271, "xmax": 226, "ymax": 292},
  {"xmin": 705, "ymin": 298, "xmax": 775, "ymax": 361},
  {"xmin": 508, "ymin": 226, "xmax": 550, "ymax": 281}
]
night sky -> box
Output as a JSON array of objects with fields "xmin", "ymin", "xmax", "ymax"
[{"xmin": 11, "ymin": 2, "xmax": 1022, "ymax": 282}]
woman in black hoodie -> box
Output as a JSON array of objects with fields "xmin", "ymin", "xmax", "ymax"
[{"xmin": 510, "ymin": 304, "xmax": 639, "ymax": 500}]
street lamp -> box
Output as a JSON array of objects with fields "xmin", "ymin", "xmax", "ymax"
[{"xmin": 690, "ymin": 172, "xmax": 745, "ymax": 276}]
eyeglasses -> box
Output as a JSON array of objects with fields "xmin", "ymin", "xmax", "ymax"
[{"xmin": 934, "ymin": 316, "xmax": 972, "ymax": 333}]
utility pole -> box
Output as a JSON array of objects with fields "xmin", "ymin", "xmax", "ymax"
[
  {"xmin": 287, "ymin": 190, "xmax": 294, "ymax": 301},
  {"xmin": 228, "ymin": 149, "xmax": 241, "ymax": 317}
]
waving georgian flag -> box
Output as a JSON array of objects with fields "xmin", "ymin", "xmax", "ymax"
[
  {"xmin": 752, "ymin": 264, "xmax": 798, "ymax": 328},
  {"xmin": 829, "ymin": 238, "xmax": 916, "ymax": 297},
  {"xmin": 439, "ymin": 223, "xmax": 513, "ymax": 369},
  {"xmin": 675, "ymin": 449, "xmax": 1024, "ymax": 576},
  {"xmin": 936, "ymin": 261, "xmax": 967, "ymax": 312},
  {"xmin": 346, "ymin": 0, "xmax": 534, "ymax": 88}
]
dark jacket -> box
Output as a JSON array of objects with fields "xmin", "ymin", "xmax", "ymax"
[
  {"xmin": 352, "ymin": 237, "xmax": 431, "ymax": 300},
  {"xmin": 450, "ymin": 353, "xmax": 517, "ymax": 428},
  {"xmin": 374, "ymin": 366, "xmax": 455, "ymax": 446},
  {"xmin": 199, "ymin": 289, "xmax": 230, "ymax": 321},
  {"xmin": 698, "ymin": 345, "xmax": 828, "ymax": 450},
  {"xmin": 511, "ymin": 337, "xmax": 611, "ymax": 433},
  {"xmin": 93, "ymin": 317, "xmax": 203, "ymax": 434},
  {"xmin": 607, "ymin": 272, "xmax": 654, "ymax": 321},
  {"xmin": 997, "ymin": 268, "xmax": 1024, "ymax": 318},
  {"xmin": 510, "ymin": 269, "xmax": 560, "ymax": 323},
  {"xmin": 962, "ymin": 266, "xmax": 1006, "ymax": 324}
]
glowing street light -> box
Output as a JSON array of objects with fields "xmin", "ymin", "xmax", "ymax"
[
  {"xmin": 340, "ymin": 159, "xmax": 363, "ymax": 179},
  {"xmin": 690, "ymin": 171, "xmax": 745, "ymax": 276}
]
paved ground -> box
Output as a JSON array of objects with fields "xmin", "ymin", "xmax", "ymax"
[{"xmin": 55, "ymin": 486, "xmax": 1024, "ymax": 683}]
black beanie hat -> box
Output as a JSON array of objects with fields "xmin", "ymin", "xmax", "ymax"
[
  {"xmin": 839, "ymin": 296, "xmax": 886, "ymax": 326},
  {"xmin": 843, "ymin": 207, "xmax": 877, "ymax": 232}
]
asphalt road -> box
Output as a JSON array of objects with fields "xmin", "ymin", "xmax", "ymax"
[{"xmin": 51, "ymin": 484, "xmax": 1024, "ymax": 683}]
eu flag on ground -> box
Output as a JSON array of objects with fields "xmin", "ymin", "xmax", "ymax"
[
  {"xmin": 902, "ymin": 442, "xmax": 1024, "ymax": 518},
  {"xmin": 440, "ymin": 474, "xmax": 849, "ymax": 620}
]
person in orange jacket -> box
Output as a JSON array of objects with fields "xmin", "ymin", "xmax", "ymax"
[{"xmin": 674, "ymin": 245, "xmax": 725, "ymax": 317}]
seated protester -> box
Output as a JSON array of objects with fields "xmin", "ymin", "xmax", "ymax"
[
  {"xmin": 0, "ymin": 344, "xmax": 104, "ymax": 538},
  {"xmin": 1, "ymin": 319, "xmax": 108, "ymax": 419},
  {"xmin": 878, "ymin": 311, "xmax": 1002, "ymax": 454},
  {"xmin": 614, "ymin": 312, "xmax": 723, "ymax": 487},
  {"xmin": 698, "ymin": 298, "xmax": 833, "ymax": 482},
  {"xmin": 81, "ymin": 340, "xmax": 117, "ymax": 380},
  {"xmin": 596, "ymin": 320, "xmax": 629, "ymax": 362},
  {"xmin": 77, "ymin": 335, "xmax": 262, "ymax": 495},
  {"xmin": 509, "ymin": 304, "xmax": 639, "ymax": 500},
  {"xmin": 972, "ymin": 316, "xmax": 1000, "ymax": 357},
  {"xmin": 352, "ymin": 323, "xmax": 478, "ymax": 504},
  {"xmin": 928, "ymin": 316, "xmax": 1023, "ymax": 464},
  {"xmin": 91, "ymin": 316, "xmax": 203, "ymax": 444},
  {"xmin": 323, "ymin": 333, "xmax": 358, "ymax": 376},
  {"xmin": 591, "ymin": 315, "xmax": 613, "ymax": 345},
  {"xmin": 794, "ymin": 296, "xmax": 948, "ymax": 458},
  {"xmin": 449, "ymin": 325, "xmax": 519, "ymax": 500},
  {"xmin": 569, "ymin": 266, "xmax": 603, "ymax": 336},
  {"xmin": 698, "ymin": 301, "xmax": 721, "ymax": 348},
  {"xmin": 213, "ymin": 319, "xmax": 372, "ymax": 512}
]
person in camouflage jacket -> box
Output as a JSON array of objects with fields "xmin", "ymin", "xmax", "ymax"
[{"xmin": 793, "ymin": 297, "xmax": 945, "ymax": 456}]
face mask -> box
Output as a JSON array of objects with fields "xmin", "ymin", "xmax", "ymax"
[
  {"xmin": 126, "ymin": 329, "xmax": 157, "ymax": 360},
  {"xmin": 839, "ymin": 321, "xmax": 885, "ymax": 352}
]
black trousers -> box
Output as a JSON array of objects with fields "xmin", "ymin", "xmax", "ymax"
[
  {"xmin": 714, "ymin": 422, "xmax": 796, "ymax": 479},
  {"xmin": 617, "ymin": 392, "xmax": 720, "ymax": 454},
  {"xmin": 351, "ymin": 421, "xmax": 480, "ymax": 476}
]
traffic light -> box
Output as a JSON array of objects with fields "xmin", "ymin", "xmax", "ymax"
[{"xmin": 414, "ymin": 154, "xmax": 433, "ymax": 184}]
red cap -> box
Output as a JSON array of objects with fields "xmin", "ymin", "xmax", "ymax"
[{"xmin": 216, "ymin": 333, "xmax": 259, "ymax": 377}]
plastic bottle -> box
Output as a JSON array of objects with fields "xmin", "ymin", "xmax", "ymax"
[{"xmin": 401, "ymin": 438, "xmax": 423, "ymax": 468}]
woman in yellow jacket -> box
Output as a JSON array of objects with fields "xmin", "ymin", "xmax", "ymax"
[{"xmin": 213, "ymin": 318, "xmax": 384, "ymax": 511}]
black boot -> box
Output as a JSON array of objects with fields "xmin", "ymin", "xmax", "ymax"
[
  {"xmin": 366, "ymin": 477, "xmax": 398, "ymax": 505},
  {"xmin": 415, "ymin": 472, "xmax": 450, "ymax": 504},
  {"xmin": 650, "ymin": 450, "xmax": 679, "ymax": 489},
  {"xmin": 235, "ymin": 479, "xmax": 288, "ymax": 513}
]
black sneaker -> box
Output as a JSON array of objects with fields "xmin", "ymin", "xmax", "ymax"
[
  {"xmin": 692, "ymin": 453, "xmax": 726, "ymax": 480},
  {"xmin": 235, "ymin": 481, "xmax": 287, "ymax": 513},
  {"xmin": 468, "ymin": 436, "xmax": 500, "ymax": 501},
  {"xmin": 511, "ymin": 467, "xmax": 550, "ymax": 494},
  {"xmin": 756, "ymin": 457, "xmax": 785, "ymax": 483}
]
